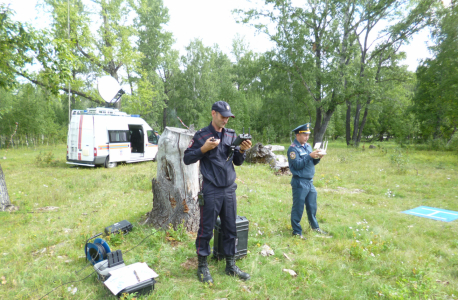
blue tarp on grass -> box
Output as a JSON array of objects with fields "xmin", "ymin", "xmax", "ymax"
[{"xmin": 402, "ymin": 206, "xmax": 458, "ymax": 222}]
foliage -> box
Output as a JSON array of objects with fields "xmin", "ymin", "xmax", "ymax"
[
  {"xmin": 0, "ymin": 85, "xmax": 67, "ymax": 139},
  {"xmin": 0, "ymin": 0, "xmax": 455, "ymax": 151},
  {"xmin": 235, "ymin": 0, "xmax": 437, "ymax": 146},
  {"xmin": 166, "ymin": 222, "xmax": 187, "ymax": 242},
  {"xmin": 0, "ymin": 4, "xmax": 75, "ymax": 93},
  {"xmin": 34, "ymin": 151, "xmax": 56, "ymax": 166},
  {"xmin": 169, "ymin": 40, "xmax": 235, "ymax": 129},
  {"xmin": 412, "ymin": 4, "xmax": 458, "ymax": 144},
  {"xmin": 390, "ymin": 148, "xmax": 409, "ymax": 174},
  {"xmin": 119, "ymin": 292, "xmax": 138, "ymax": 300}
]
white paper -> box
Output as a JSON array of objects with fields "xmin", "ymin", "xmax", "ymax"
[{"xmin": 103, "ymin": 262, "xmax": 158, "ymax": 295}]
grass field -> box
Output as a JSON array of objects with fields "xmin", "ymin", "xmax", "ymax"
[{"xmin": 0, "ymin": 142, "xmax": 457, "ymax": 299}]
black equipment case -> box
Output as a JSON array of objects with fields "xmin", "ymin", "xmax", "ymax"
[
  {"xmin": 95, "ymin": 259, "xmax": 156, "ymax": 298},
  {"xmin": 105, "ymin": 220, "xmax": 133, "ymax": 235},
  {"xmin": 213, "ymin": 215, "xmax": 249, "ymax": 260},
  {"xmin": 116, "ymin": 278, "xmax": 156, "ymax": 298}
]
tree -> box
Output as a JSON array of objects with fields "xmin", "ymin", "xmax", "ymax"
[
  {"xmin": 412, "ymin": 4, "xmax": 458, "ymax": 144},
  {"xmin": 44, "ymin": 0, "xmax": 143, "ymax": 107},
  {"xmin": 130, "ymin": 0, "xmax": 177, "ymax": 130},
  {"xmin": 1, "ymin": 5, "xmax": 69, "ymax": 211},
  {"xmin": 147, "ymin": 127, "xmax": 200, "ymax": 231},
  {"xmin": 236, "ymin": 0, "xmax": 358, "ymax": 145},
  {"xmin": 0, "ymin": 4, "xmax": 74, "ymax": 94},
  {"xmin": 347, "ymin": 0, "xmax": 435, "ymax": 146},
  {"xmin": 0, "ymin": 164, "xmax": 12, "ymax": 211},
  {"xmin": 235, "ymin": 0, "xmax": 436, "ymax": 146},
  {"xmin": 169, "ymin": 40, "xmax": 235, "ymax": 129}
]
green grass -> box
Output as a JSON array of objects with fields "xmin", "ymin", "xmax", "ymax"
[{"xmin": 1, "ymin": 142, "xmax": 457, "ymax": 299}]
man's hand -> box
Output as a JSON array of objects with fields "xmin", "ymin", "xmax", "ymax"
[
  {"xmin": 240, "ymin": 139, "xmax": 252, "ymax": 152},
  {"xmin": 310, "ymin": 150, "xmax": 322, "ymax": 159},
  {"xmin": 201, "ymin": 137, "xmax": 220, "ymax": 154}
]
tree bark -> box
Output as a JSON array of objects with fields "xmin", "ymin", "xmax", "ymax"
[
  {"xmin": 352, "ymin": 99, "xmax": 362, "ymax": 146},
  {"xmin": 146, "ymin": 127, "xmax": 200, "ymax": 232},
  {"xmin": 162, "ymin": 105, "xmax": 167, "ymax": 131},
  {"xmin": 0, "ymin": 164, "xmax": 12, "ymax": 211},
  {"xmin": 345, "ymin": 100, "xmax": 352, "ymax": 145},
  {"xmin": 313, "ymin": 105, "xmax": 335, "ymax": 147}
]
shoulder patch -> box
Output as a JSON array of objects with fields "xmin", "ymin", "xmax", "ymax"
[
  {"xmin": 289, "ymin": 152, "xmax": 296, "ymax": 160},
  {"xmin": 188, "ymin": 139, "xmax": 194, "ymax": 148}
]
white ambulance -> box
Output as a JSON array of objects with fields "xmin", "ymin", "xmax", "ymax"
[{"xmin": 66, "ymin": 107, "xmax": 159, "ymax": 168}]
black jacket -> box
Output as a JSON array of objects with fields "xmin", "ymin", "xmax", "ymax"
[{"xmin": 183, "ymin": 122, "xmax": 245, "ymax": 187}]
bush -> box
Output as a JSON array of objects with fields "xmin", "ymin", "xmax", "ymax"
[
  {"xmin": 35, "ymin": 151, "xmax": 57, "ymax": 166},
  {"xmin": 390, "ymin": 148, "xmax": 409, "ymax": 174}
]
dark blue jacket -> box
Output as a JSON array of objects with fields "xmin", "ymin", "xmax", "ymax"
[
  {"xmin": 287, "ymin": 139, "xmax": 320, "ymax": 180},
  {"xmin": 183, "ymin": 122, "xmax": 246, "ymax": 187}
]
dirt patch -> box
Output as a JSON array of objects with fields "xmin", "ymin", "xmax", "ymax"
[
  {"xmin": 275, "ymin": 167, "xmax": 291, "ymax": 176},
  {"xmin": 35, "ymin": 206, "xmax": 59, "ymax": 212},
  {"xmin": 181, "ymin": 257, "xmax": 198, "ymax": 270},
  {"xmin": 319, "ymin": 187, "xmax": 365, "ymax": 194},
  {"xmin": 4, "ymin": 205, "xmax": 18, "ymax": 212},
  {"xmin": 165, "ymin": 232, "xmax": 180, "ymax": 247},
  {"xmin": 187, "ymin": 231, "xmax": 197, "ymax": 239}
]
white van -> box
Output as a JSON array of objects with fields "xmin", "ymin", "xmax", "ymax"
[{"xmin": 66, "ymin": 107, "xmax": 159, "ymax": 168}]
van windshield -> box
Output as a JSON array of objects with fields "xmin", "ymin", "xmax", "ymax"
[{"xmin": 147, "ymin": 130, "xmax": 158, "ymax": 144}]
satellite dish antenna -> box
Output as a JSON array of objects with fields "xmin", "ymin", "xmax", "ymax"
[{"xmin": 97, "ymin": 76, "xmax": 125, "ymax": 106}]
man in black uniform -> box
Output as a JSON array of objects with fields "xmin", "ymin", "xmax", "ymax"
[{"xmin": 183, "ymin": 101, "xmax": 252, "ymax": 284}]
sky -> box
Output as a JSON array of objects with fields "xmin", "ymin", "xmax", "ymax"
[{"xmin": 1, "ymin": 0, "xmax": 442, "ymax": 72}]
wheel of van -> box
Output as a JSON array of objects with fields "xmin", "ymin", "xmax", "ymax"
[{"xmin": 104, "ymin": 156, "xmax": 117, "ymax": 168}]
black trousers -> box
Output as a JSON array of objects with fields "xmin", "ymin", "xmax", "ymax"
[{"xmin": 196, "ymin": 182, "xmax": 237, "ymax": 257}]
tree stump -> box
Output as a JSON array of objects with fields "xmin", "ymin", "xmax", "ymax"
[
  {"xmin": 146, "ymin": 127, "xmax": 200, "ymax": 232},
  {"xmin": 264, "ymin": 145, "xmax": 285, "ymax": 152},
  {"xmin": 245, "ymin": 142, "xmax": 276, "ymax": 165},
  {"xmin": 246, "ymin": 142, "xmax": 289, "ymax": 171},
  {"xmin": 1, "ymin": 164, "xmax": 16, "ymax": 212}
]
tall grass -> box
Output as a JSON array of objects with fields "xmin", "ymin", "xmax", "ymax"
[{"xmin": 0, "ymin": 142, "xmax": 457, "ymax": 299}]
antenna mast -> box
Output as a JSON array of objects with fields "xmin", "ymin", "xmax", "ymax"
[{"xmin": 67, "ymin": 0, "xmax": 71, "ymax": 122}]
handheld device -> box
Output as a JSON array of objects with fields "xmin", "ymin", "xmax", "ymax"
[
  {"xmin": 227, "ymin": 128, "xmax": 252, "ymax": 161},
  {"xmin": 314, "ymin": 139, "xmax": 328, "ymax": 155},
  {"xmin": 232, "ymin": 127, "xmax": 252, "ymax": 146}
]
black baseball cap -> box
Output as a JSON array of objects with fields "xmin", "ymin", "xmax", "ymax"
[{"xmin": 211, "ymin": 101, "xmax": 235, "ymax": 118}]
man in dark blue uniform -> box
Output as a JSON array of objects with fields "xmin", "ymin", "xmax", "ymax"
[
  {"xmin": 287, "ymin": 123, "xmax": 327, "ymax": 239},
  {"xmin": 183, "ymin": 101, "xmax": 252, "ymax": 284}
]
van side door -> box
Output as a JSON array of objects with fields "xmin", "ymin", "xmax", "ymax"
[
  {"xmin": 145, "ymin": 129, "xmax": 159, "ymax": 160},
  {"xmin": 108, "ymin": 130, "xmax": 131, "ymax": 162}
]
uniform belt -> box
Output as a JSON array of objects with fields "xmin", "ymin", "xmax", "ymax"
[{"xmin": 292, "ymin": 175, "xmax": 312, "ymax": 181}]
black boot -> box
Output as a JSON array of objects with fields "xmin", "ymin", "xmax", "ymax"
[
  {"xmin": 225, "ymin": 255, "xmax": 250, "ymax": 280},
  {"xmin": 197, "ymin": 255, "xmax": 213, "ymax": 284}
]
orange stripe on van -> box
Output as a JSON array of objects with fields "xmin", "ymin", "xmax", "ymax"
[{"xmin": 108, "ymin": 144, "xmax": 130, "ymax": 149}]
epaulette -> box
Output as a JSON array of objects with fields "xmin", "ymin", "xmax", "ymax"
[
  {"xmin": 225, "ymin": 128, "xmax": 235, "ymax": 133},
  {"xmin": 290, "ymin": 144, "xmax": 296, "ymax": 147}
]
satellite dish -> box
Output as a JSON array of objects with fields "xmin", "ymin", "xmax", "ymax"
[{"xmin": 98, "ymin": 76, "xmax": 124, "ymax": 103}]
